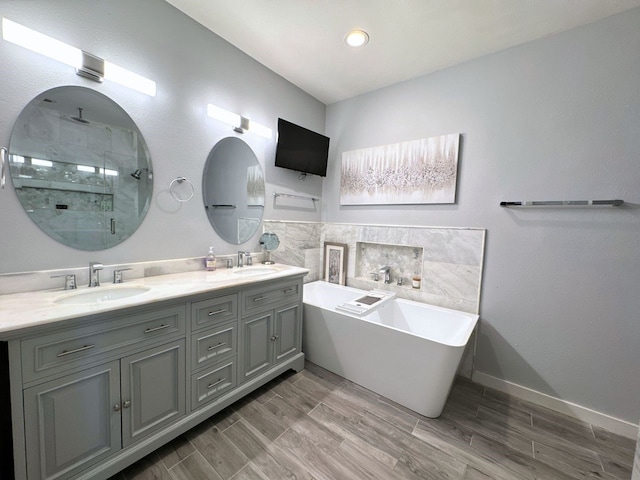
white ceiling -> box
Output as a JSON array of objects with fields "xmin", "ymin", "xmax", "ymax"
[{"xmin": 164, "ymin": 0, "xmax": 640, "ymax": 105}]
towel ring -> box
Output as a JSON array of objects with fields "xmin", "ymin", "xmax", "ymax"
[{"xmin": 169, "ymin": 176, "xmax": 194, "ymax": 202}]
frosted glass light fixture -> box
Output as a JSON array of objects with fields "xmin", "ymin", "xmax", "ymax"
[
  {"xmin": 207, "ymin": 104, "xmax": 272, "ymax": 139},
  {"xmin": 2, "ymin": 18, "xmax": 156, "ymax": 96},
  {"xmin": 345, "ymin": 30, "xmax": 369, "ymax": 47}
]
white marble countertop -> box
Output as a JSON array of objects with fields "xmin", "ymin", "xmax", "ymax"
[{"xmin": 0, "ymin": 264, "xmax": 309, "ymax": 336}]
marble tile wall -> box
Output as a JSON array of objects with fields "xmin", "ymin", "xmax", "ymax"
[
  {"xmin": 320, "ymin": 223, "xmax": 485, "ymax": 315},
  {"xmin": 262, "ymin": 221, "xmax": 322, "ymax": 282},
  {"xmin": 263, "ymin": 220, "xmax": 485, "ymax": 313}
]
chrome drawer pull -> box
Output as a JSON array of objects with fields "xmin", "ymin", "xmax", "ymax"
[
  {"xmin": 207, "ymin": 342, "xmax": 227, "ymax": 351},
  {"xmin": 207, "ymin": 378, "xmax": 225, "ymax": 389},
  {"xmin": 144, "ymin": 324, "xmax": 170, "ymax": 334},
  {"xmin": 284, "ymin": 288, "xmax": 296, "ymax": 294},
  {"xmin": 57, "ymin": 344, "xmax": 95, "ymax": 357},
  {"xmin": 208, "ymin": 308, "xmax": 227, "ymax": 316},
  {"xmin": 253, "ymin": 296, "xmax": 267, "ymax": 302}
]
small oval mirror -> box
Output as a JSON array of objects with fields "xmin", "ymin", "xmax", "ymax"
[
  {"xmin": 7, "ymin": 86, "xmax": 153, "ymax": 250},
  {"xmin": 203, "ymin": 137, "xmax": 265, "ymax": 244}
]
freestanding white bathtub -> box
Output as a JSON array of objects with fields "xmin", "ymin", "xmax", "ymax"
[{"xmin": 303, "ymin": 281, "xmax": 478, "ymax": 417}]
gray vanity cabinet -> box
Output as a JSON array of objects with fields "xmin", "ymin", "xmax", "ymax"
[
  {"xmin": 22, "ymin": 339, "xmax": 185, "ymax": 480},
  {"xmin": 4, "ymin": 273, "xmax": 306, "ymax": 480},
  {"xmin": 239, "ymin": 311, "xmax": 274, "ymax": 381},
  {"xmin": 120, "ymin": 340, "xmax": 185, "ymax": 447},
  {"xmin": 23, "ymin": 361, "xmax": 121, "ymax": 480},
  {"xmin": 189, "ymin": 293, "xmax": 239, "ymax": 411},
  {"xmin": 273, "ymin": 303, "xmax": 302, "ymax": 364},
  {"xmin": 239, "ymin": 278, "xmax": 302, "ymax": 383}
]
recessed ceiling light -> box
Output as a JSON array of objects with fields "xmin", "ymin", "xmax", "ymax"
[{"xmin": 345, "ymin": 30, "xmax": 369, "ymax": 48}]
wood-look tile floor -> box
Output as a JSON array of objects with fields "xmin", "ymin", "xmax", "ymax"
[{"xmin": 110, "ymin": 361, "xmax": 636, "ymax": 480}]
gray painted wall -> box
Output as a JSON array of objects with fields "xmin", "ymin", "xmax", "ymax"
[
  {"xmin": 0, "ymin": 0, "xmax": 325, "ymax": 274},
  {"xmin": 0, "ymin": 0, "xmax": 638, "ymax": 427},
  {"xmin": 324, "ymin": 10, "xmax": 640, "ymax": 423}
]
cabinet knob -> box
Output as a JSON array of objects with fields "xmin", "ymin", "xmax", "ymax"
[
  {"xmin": 113, "ymin": 403, "xmax": 121, "ymax": 412},
  {"xmin": 270, "ymin": 335, "xmax": 279, "ymax": 341},
  {"xmin": 123, "ymin": 400, "xmax": 131, "ymax": 409}
]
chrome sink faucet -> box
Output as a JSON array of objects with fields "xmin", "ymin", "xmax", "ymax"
[
  {"xmin": 237, "ymin": 251, "xmax": 244, "ymax": 268},
  {"xmin": 379, "ymin": 266, "xmax": 391, "ymax": 284},
  {"xmin": 89, "ymin": 262, "xmax": 104, "ymax": 287}
]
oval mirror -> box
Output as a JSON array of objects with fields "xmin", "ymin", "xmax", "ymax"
[
  {"xmin": 7, "ymin": 86, "xmax": 153, "ymax": 251},
  {"xmin": 203, "ymin": 137, "xmax": 265, "ymax": 244}
]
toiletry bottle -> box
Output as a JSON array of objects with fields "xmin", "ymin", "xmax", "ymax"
[
  {"xmin": 206, "ymin": 246, "xmax": 216, "ymax": 271},
  {"xmin": 412, "ymin": 275, "xmax": 421, "ymax": 289}
]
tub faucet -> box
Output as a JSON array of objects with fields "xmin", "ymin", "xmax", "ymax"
[
  {"xmin": 379, "ymin": 266, "xmax": 391, "ymax": 284},
  {"xmin": 89, "ymin": 262, "xmax": 103, "ymax": 287}
]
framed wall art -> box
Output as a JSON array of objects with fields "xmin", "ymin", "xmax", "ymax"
[
  {"xmin": 323, "ymin": 242, "xmax": 348, "ymax": 285},
  {"xmin": 340, "ymin": 133, "xmax": 460, "ymax": 205}
]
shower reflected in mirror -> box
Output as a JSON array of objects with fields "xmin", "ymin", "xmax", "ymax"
[{"xmin": 7, "ymin": 86, "xmax": 153, "ymax": 250}]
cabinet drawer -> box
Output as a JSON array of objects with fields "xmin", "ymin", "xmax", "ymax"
[
  {"xmin": 241, "ymin": 279, "xmax": 301, "ymax": 315},
  {"xmin": 191, "ymin": 322, "xmax": 237, "ymax": 371},
  {"xmin": 22, "ymin": 305, "xmax": 186, "ymax": 383},
  {"xmin": 191, "ymin": 358, "xmax": 236, "ymax": 410},
  {"xmin": 191, "ymin": 294, "xmax": 238, "ymax": 330}
]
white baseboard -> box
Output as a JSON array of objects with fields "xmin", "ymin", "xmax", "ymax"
[{"xmin": 472, "ymin": 371, "xmax": 639, "ymax": 440}]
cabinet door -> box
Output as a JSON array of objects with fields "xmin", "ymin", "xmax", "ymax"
[
  {"xmin": 120, "ymin": 340, "xmax": 185, "ymax": 447},
  {"xmin": 23, "ymin": 361, "xmax": 121, "ymax": 480},
  {"xmin": 239, "ymin": 312, "xmax": 273, "ymax": 383},
  {"xmin": 274, "ymin": 303, "xmax": 301, "ymax": 365}
]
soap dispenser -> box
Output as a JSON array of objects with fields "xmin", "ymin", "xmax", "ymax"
[{"xmin": 205, "ymin": 246, "xmax": 216, "ymax": 271}]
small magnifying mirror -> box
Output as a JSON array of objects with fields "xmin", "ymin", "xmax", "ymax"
[{"xmin": 259, "ymin": 232, "xmax": 280, "ymax": 265}]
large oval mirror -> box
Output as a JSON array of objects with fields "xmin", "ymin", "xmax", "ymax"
[
  {"xmin": 203, "ymin": 137, "xmax": 265, "ymax": 244},
  {"xmin": 7, "ymin": 86, "xmax": 153, "ymax": 250}
]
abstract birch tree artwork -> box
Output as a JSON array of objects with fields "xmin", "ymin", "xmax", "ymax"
[{"xmin": 340, "ymin": 133, "xmax": 460, "ymax": 205}]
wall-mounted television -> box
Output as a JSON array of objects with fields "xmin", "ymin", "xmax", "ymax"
[{"xmin": 274, "ymin": 118, "xmax": 330, "ymax": 177}]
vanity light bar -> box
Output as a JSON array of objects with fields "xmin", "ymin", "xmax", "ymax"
[
  {"xmin": 207, "ymin": 104, "xmax": 273, "ymax": 139},
  {"xmin": 2, "ymin": 18, "xmax": 156, "ymax": 97}
]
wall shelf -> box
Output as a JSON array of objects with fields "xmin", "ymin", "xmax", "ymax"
[
  {"xmin": 273, "ymin": 192, "xmax": 320, "ymax": 202},
  {"xmin": 500, "ymin": 200, "xmax": 624, "ymax": 208}
]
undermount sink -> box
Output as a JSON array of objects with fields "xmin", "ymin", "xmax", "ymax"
[
  {"xmin": 54, "ymin": 286, "xmax": 151, "ymax": 305},
  {"xmin": 232, "ymin": 267, "xmax": 278, "ymax": 277}
]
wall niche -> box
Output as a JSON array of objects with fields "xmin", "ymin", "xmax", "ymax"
[{"xmin": 355, "ymin": 242, "xmax": 423, "ymax": 287}]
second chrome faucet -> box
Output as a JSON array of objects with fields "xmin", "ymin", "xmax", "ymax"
[
  {"xmin": 89, "ymin": 262, "xmax": 103, "ymax": 287},
  {"xmin": 237, "ymin": 251, "xmax": 253, "ymax": 267}
]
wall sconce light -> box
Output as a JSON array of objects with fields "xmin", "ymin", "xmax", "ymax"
[
  {"xmin": 207, "ymin": 104, "xmax": 272, "ymax": 139},
  {"xmin": 2, "ymin": 18, "xmax": 156, "ymax": 96}
]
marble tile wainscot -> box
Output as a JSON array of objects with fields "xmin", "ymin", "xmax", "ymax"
[{"xmin": 263, "ymin": 220, "xmax": 485, "ymax": 314}]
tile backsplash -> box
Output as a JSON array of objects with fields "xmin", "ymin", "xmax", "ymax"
[{"xmin": 264, "ymin": 220, "xmax": 485, "ymax": 315}]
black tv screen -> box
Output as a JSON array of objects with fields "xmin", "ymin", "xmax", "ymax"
[{"xmin": 275, "ymin": 118, "xmax": 330, "ymax": 177}]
